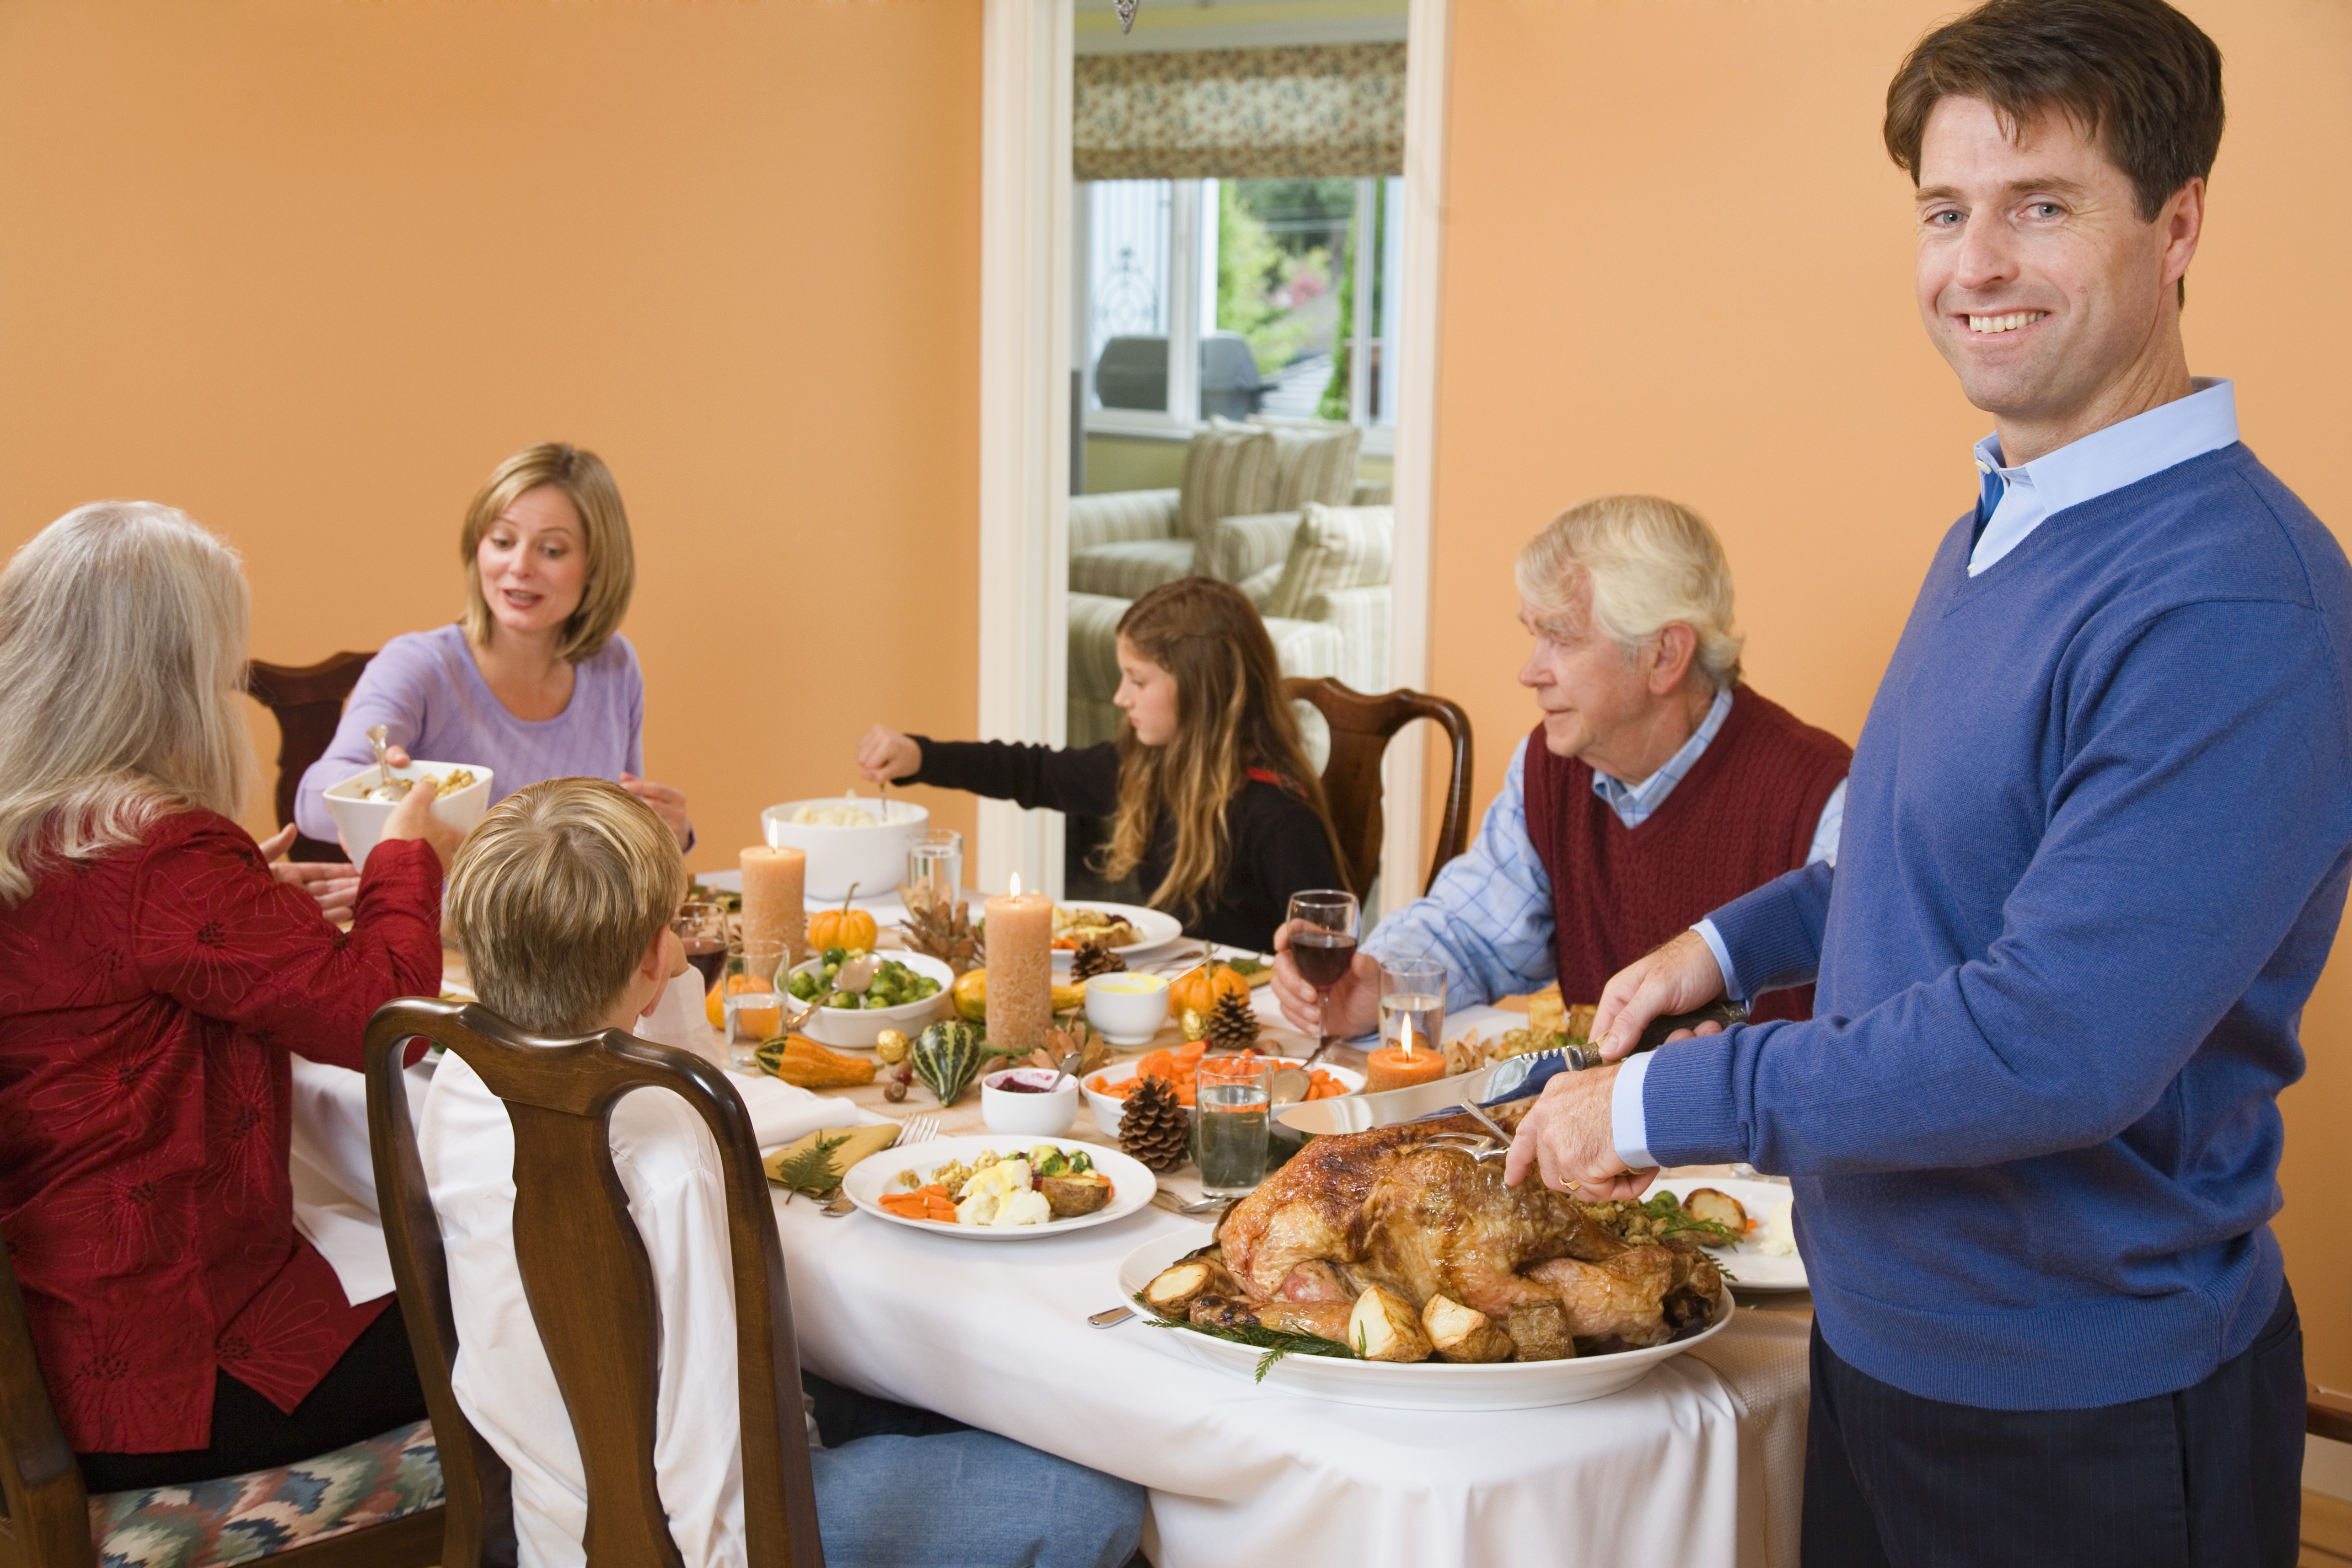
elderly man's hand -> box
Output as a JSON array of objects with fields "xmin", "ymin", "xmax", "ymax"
[
  {"xmin": 1270, "ymin": 919, "xmax": 1381, "ymax": 1038},
  {"xmin": 1503, "ymin": 1064, "xmax": 1657, "ymax": 1200},
  {"xmin": 1589, "ymin": 929, "xmax": 1728, "ymax": 1063}
]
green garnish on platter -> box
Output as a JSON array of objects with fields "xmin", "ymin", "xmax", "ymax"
[{"xmin": 1135, "ymin": 1294, "xmax": 1363, "ymax": 1382}]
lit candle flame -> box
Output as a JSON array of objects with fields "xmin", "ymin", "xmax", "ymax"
[
  {"xmin": 1009, "ymin": 871, "xmax": 1021, "ymax": 898},
  {"xmin": 1402, "ymin": 1016, "xmax": 1417, "ymax": 1058}
]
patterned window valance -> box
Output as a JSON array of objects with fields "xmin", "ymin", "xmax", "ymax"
[{"xmin": 1074, "ymin": 43, "xmax": 1405, "ymax": 181}]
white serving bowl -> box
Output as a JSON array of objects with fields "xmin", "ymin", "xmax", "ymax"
[
  {"xmin": 980, "ymin": 1068, "xmax": 1079, "ymax": 1136},
  {"xmin": 1082, "ymin": 1055, "xmax": 1366, "ymax": 1140},
  {"xmin": 322, "ymin": 762, "xmax": 494, "ymax": 869},
  {"xmin": 761, "ymin": 796, "xmax": 930, "ymax": 902},
  {"xmin": 785, "ymin": 950, "xmax": 952, "ymax": 1050},
  {"xmin": 1083, "ymin": 971, "xmax": 1171, "ymax": 1045}
]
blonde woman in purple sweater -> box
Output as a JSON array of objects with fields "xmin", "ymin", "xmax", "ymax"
[{"xmin": 295, "ymin": 443, "xmax": 693, "ymax": 862}]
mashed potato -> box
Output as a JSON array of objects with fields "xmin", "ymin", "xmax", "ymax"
[
  {"xmin": 1755, "ymin": 1197, "xmax": 1798, "ymax": 1257},
  {"xmin": 791, "ymin": 800, "xmax": 879, "ymax": 827}
]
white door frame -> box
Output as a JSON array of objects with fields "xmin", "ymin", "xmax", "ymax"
[{"xmin": 975, "ymin": 0, "xmax": 1452, "ymax": 904}]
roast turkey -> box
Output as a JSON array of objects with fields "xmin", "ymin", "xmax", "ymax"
[{"xmin": 1186, "ymin": 1107, "xmax": 1723, "ymax": 1359}]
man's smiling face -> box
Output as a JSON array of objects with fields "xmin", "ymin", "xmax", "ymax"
[{"xmin": 1913, "ymin": 96, "xmax": 2199, "ymax": 456}]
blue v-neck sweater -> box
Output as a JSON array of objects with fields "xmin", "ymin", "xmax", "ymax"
[{"xmin": 1646, "ymin": 444, "xmax": 2352, "ymax": 1409}]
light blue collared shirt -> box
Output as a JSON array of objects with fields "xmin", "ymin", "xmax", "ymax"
[
  {"xmin": 1636, "ymin": 379, "xmax": 2247, "ymax": 1167},
  {"xmin": 1362, "ymin": 689, "xmax": 1845, "ymax": 1010}
]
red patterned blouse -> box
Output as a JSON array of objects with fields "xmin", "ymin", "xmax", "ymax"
[{"xmin": 0, "ymin": 810, "xmax": 443, "ymax": 1454}]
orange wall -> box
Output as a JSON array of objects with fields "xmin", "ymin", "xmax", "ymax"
[
  {"xmin": 1432, "ymin": 0, "xmax": 2352, "ymax": 1384},
  {"xmin": 0, "ymin": 0, "xmax": 984, "ymax": 874}
]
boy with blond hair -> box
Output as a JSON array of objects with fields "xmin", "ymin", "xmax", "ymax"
[{"xmin": 424, "ymin": 778, "xmax": 1144, "ymax": 1568}]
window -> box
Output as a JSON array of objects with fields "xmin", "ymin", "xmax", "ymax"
[{"xmin": 1079, "ymin": 175, "xmax": 1403, "ymax": 446}]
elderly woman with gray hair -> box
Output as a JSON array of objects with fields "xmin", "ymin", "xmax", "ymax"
[
  {"xmin": 1271, "ymin": 493, "xmax": 1854, "ymax": 1038},
  {"xmin": 0, "ymin": 502, "xmax": 461, "ymax": 1491}
]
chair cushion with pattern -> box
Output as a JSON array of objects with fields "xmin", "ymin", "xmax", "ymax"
[
  {"xmin": 89, "ymin": 1420, "xmax": 442, "ymax": 1568},
  {"xmin": 1264, "ymin": 423, "xmax": 1363, "ymax": 514},
  {"xmin": 1175, "ymin": 425, "xmax": 1278, "ymax": 542},
  {"xmin": 1264, "ymin": 503, "xmax": 1395, "ymax": 620},
  {"xmin": 1068, "ymin": 539, "xmax": 1199, "ymax": 600}
]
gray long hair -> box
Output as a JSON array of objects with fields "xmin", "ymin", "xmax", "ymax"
[{"xmin": 0, "ymin": 502, "xmax": 253, "ymax": 904}]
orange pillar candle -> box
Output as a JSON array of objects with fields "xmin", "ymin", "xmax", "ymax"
[
  {"xmin": 1364, "ymin": 1018, "xmax": 1450, "ymax": 1096},
  {"xmin": 984, "ymin": 873, "xmax": 1054, "ymax": 1052},
  {"xmin": 741, "ymin": 847, "xmax": 807, "ymax": 965}
]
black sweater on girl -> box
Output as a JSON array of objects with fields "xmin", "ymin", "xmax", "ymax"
[{"xmin": 906, "ymin": 738, "xmax": 1343, "ymax": 953}]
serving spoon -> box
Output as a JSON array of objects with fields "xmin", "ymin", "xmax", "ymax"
[{"xmin": 365, "ymin": 725, "xmax": 412, "ymax": 801}]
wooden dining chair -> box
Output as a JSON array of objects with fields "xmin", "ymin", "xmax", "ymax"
[
  {"xmin": 1284, "ymin": 676, "xmax": 1476, "ymax": 899},
  {"xmin": 2314, "ymin": 1384, "xmax": 2352, "ymax": 1445},
  {"xmin": 0, "ymin": 1241, "xmax": 443, "ymax": 1568},
  {"xmin": 243, "ymin": 652, "xmax": 375, "ymax": 862},
  {"xmin": 363, "ymin": 997, "xmax": 825, "ymax": 1568}
]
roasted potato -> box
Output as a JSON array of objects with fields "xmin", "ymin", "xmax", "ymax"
[
  {"xmin": 1146, "ymin": 1253, "xmax": 1239, "ymax": 1316},
  {"xmin": 1505, "ymin": 1300, "xmax": 1575, "ymax": 1362},
  {"xmin": 1422, "ymin": 1294, "xmax": 1514, "ymax": 1363},
  {"xmin": 1681, "ymin": 1187, "xmax": 1749, "ymax": 1235},
  {"xmin": 1348, "ymin": 1285, "xmax": 1435, "ymax": 1363},
  {"xmin": 1040, "ymin": 1172, "xmax": 1112, "ymax": 1218}
]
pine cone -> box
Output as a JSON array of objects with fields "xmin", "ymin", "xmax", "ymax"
[
  {"xmin": 1070, "ymin": 941, "xmax": 1126, "ymax": 981},
  {"xmin": 1203, "ymin": 988, "xmax": 1260, "ymax": 1049},
  {"xmin": 895, "ymin": 881, "xmax": 984, "ymax": 976},
  {"xmin": 1119, "ymin": 1074, "xmax": 1191, "ymax": 1171}
]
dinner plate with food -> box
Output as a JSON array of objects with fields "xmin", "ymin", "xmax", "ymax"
[
  {"xmin": 841, "ymin": 1135, "xmax": 1156, "ymax": 1240},
  {"xmin": 1646, "ymin": 1176, "xmax": 1805, "ymax": 1292},
  {"xmin": 1049, "ymin": 902, "xmax": 1183, "ymax": 968},
  {"xmin": 1112, "ymin": 1106, "xmax": 1736, "ymax": 1410}
]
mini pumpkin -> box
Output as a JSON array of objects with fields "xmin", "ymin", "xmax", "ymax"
[
  {"xmin": 807, "ymin": 885, "xmax": 879, "ymax": 955},
  {"xmin": 1168, "ymin": 944, "xmax": 1250, "ymax": 1016}
]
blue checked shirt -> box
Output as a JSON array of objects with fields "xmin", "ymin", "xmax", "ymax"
[{"xmin": 1361, "ymin": 687, "xmax": 1846, "ymax": 1012}]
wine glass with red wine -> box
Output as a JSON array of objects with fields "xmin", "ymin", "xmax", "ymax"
[
  {"xmin": 674, "ymin": 901, "xmax": 730, "ymax": 992},
  {"xmin": 1286, "ymin": 889, "xmax": 1361, "ymax": 1060}
]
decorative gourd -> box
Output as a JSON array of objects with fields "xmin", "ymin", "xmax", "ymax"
[
  {"xmin": 952, "ymin": 967, "xmax": 989, "ymax": 1023},
  {"xmin": 1168, "ymin": 945, "xmax": 1250, "ymax": 1016},
  {"xmin": 911, "ymin": 1020, "xmax": 984, "ymax": 1105},
  {"xmin": 807, "ymin": 886, "xmax": 880, "ymax": 955}
]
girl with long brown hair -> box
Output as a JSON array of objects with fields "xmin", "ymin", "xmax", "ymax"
[{"xmin": 856, "ymin": 577, "xmax": 1347, "ymax": 951}]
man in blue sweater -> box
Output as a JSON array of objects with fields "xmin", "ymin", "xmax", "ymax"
[{"xmin": 1503, "ymin": 1, "xmax": 2349, "ymax": 1562}]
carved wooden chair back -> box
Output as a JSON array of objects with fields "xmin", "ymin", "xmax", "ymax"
[
  {"xmin": 0, "ymin": 1240, "xmax": 441, "ymax": 1568},
  {"xmin": 1285, "ymin": 677, "xmax": 1476, "ymax": 898},
  {"xmin": 364, "ymin": 999, "xmax": 823, "ymax": 1568},
  {"xmin": 242, "ymin": 652, "xmax": 375, "ymax": 862}
]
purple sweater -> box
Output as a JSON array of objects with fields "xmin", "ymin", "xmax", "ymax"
[{"xmin": 294, "ymin": 624, "xmax": 648, "ymax": 844}]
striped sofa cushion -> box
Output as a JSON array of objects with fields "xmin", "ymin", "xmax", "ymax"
[
  {"xmin": 1175, "ymin": 425, "xmax": 1278, "ymax": 542},
  {"xmin": 1266, "ymin": 423, "xmax": 1362, "ymax": 513},
  {"xmin": 1264, "ymin": 503, "xmax": 1394, "ymax": 620},
  {"xmin": 1069, "ymin": 539, "xmax": 1197, "ymax": 599},
  {"xmin": 91, "ymin": 1420, "xmax": 442, "ymax": 1568}
]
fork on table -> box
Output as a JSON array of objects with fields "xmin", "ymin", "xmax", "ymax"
[{"xmin": 819, "ymin": 1113, "xmax": 940, "ymax": 1217}]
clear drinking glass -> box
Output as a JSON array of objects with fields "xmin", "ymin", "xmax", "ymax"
[
  {"xmin": 1194, "ymin": 1056, "xmax": 1274, "ymax": 1199},
  {"xmin": 907, "ymin": 829, "xmax": 964, "ymax": 900},
  {"xmin": 723, "ymin": 939, "xmax": 787, "ymax": 1070},
  {"xmin": 1379, "ymin": 958, "xmax": 1447, "ymax": 1059},
  {"xmin": 1285, "ymin": 890, "xmax": 1361, "ymax": 1060}
]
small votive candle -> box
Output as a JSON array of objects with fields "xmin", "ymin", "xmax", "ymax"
[
  {"xmin": 984, "ymin": 873, "xmax": 1054, "ymax": 1052},
  {"xmin": 741, "ymin": 847, "xmax": 806, "ymax": 964},
  {"xmin": 1364, "ymin": 1018, "xmax": 1450, "ymax": 1096}
]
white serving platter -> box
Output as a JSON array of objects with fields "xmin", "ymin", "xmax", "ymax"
[
  {"xmin": 1116, "ymin": 1228, "xmax": 1735, "ymax": 1411},
  {"xmin": 1651, "ymin": 1176, "xmax": 1808, "ymax": 1292},
  {"xmin": 841, "ymin": 1135, "xmax": 1156, "ymax": 1241}
]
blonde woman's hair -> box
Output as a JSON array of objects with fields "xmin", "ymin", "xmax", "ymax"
[
  {"xmin": 0, "ymin": 502, "xmax": 253, "ymax": 905},
  {"xmin": 1514, "ymin": 495, "xmax": 1745, "ymax": 688},
  {"xmin": 1102, "ymin": 578, "xmax": 1349, "ymax": 914},
  {"xmin": 458, "ymin": 442, "xmax": 635, "ymax": 664},
  {"xmin": 445, "ymin": 777, "xmax": 687, "ymax": 1036}
]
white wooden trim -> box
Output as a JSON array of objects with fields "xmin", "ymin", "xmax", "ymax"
[
  {"xmin": 1379, "ymin": 0, "xmax": 1450, "ymax": 911},
  {"xmin": 977, "ymin": 0, "xmax": 1075, "ymax": 898}
]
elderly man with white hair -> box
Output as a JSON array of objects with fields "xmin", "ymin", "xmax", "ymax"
[{"xmin": 1272, "ymin": 494, "xmax": 1851, "ymax": 1037}]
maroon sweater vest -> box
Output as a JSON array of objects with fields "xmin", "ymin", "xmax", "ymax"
[{"xmin": 1522, "ymin": 687, "xmax": 1851, "ymax": 1023}]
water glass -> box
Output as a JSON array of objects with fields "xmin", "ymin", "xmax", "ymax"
[
  {"xmin": 1193, "ymin": 1057, "xmax": 1274, "ymax": 1199},
  {"xmin": 907, "ymin": 829, "xmax": 964, "ymax": 899},
  {"xmin": 724, "ymin": 939, "xmax": 787, "ymax": 1070},
  {"xmin": 1379, "ymin": 958, "xmax": 1447, "ymax": 1059}
]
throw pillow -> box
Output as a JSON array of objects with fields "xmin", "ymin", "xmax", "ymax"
[
  {"xmin": 1264, "ymin": 504, "xmax": 1395, "ymax": 621},
  {"xmin": 1265, "ymin": 423, "xmax": 1364, "ymax": 514},
  {"xmin": 1175, "ymin": 424, "xmax": 1278, "ymax": 542}
]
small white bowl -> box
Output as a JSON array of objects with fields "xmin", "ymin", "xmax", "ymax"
[
  {"xmin": 1083, "ymin": 971, "xmax": 1171, "ymax": 1045},
  {"xmin": 981, "ymin": 1068, "xmax": 1079, "ymax": 1136},
  {"xmin": 1083, "ymin": 1055, "xmax": 1367, "ymax": 1140},
  {"xmin": 786, "ymin": 950, "xmax": 953, "ymax": 1050},
  {"xmin": 322, "ymin": 762, "xmax": 494, "ymax": 868},
  {"xmin": 760, "ymin": 796, "xmax": 930, "ymax": 902}
]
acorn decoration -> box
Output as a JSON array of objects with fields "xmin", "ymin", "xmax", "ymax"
[
  {"xmin": 1118, "ymin": 1074, "xmax": 1191, "ymax": 1171},
  {"xmin": 1203, "ymin": 988, "xmax": 1261, "ymax": 1050},
  {"xmin": 1069, "ymin": 940, "xmax": 1126, "ymax": 982}
]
